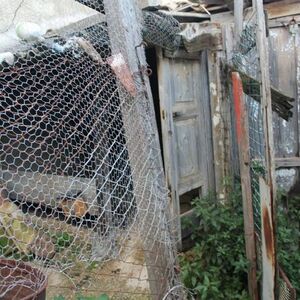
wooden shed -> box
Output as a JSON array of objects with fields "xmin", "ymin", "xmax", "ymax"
[{"xmin": 141, "ymin": 0, "xmax": 300, "ymax": 247}]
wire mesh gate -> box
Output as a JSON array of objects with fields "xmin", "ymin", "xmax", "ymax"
[
  {"xmin": 0, "ymin": 0, "xmax": 182, "ymax": 299},
  {"xmin": 231, "ymin": 4, "xmax": 296, "ymax": 300}
]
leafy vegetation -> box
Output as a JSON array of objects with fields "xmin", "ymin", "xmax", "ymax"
[
  {"xmin": 179, "ymin": 184, "xmax": 249, "ymax": 299},
  {"xmin": 52, "ymin": 232, "xmax": 74, "ymax": 250},
  {"xmin": 180, "ymin": 182, "xmax": 300, "ymax": 299},
  {"xmin": 277, "ymin": 192, "xmax": 300, "ymax": 294}
]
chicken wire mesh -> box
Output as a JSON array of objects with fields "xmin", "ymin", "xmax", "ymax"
[
  {"xmin": 0, "ymin": 0, "xmax": 182, "ymax": 299},
  {"xmin": 278, "ymin": 268, "xmax": 297, "ymax": 300},
  {"xmin": 142, "ymin": 10, "xmax": 181, "ymax": 52},
  {"xmin": 232, "ymin": 15, "xmax": 266, "ymax": 292}
]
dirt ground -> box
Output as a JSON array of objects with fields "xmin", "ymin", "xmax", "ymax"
[{"xmin": 46, "ymin": 236, "xmax": 151, "ymax": 300}]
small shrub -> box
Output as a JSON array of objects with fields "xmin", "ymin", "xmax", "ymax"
[
  {"xmin": 52, "ymin": 232, "xmax": 74, "ymax": 250},
  {"xmin": 179, "ymin": 184, "xmax": 249, "ymax": 299},
  {"xmin": 180, "ymin": 182, "xmax": 300, "ymax": 299},
  {"xmin": 277, "ymin": 193, "xmax": 300, "ymax": 294}
]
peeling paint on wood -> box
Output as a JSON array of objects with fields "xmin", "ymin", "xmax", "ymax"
[
  {"xmin": 259, "ymin": 177, "xmax": 276, "ymax": 300},
  {"xmin": 262, "ymin": 205, "xmax": 274, "ymax": 261}
]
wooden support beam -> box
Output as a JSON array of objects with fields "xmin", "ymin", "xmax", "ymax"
[
  {"xmin": 275, "ymin": 157, "xmax": 300, "ymax": 168},
  {"xmin": 208, "ymin": 50, "xmax": 228, "ymax": 200},
  {"xmin": 161, "ymin": 10, "xmax": 210, "ymax": 22},
  {"xmin": 265, "ymin": 1, "xmax": 300, "ymax": 19},
  {"xmin": 254, "ymin": 0, "xmax": 277, "ymax": 298},
  {"xmin": 180, "ymin": 22, "xmax": 223, "ymax": 52},
  {"xmin": 232, "ymin": 72, "xmax": 259, "ymax": 300},
  {"xmin": 234, "ymin": 0, "xmax": 244, "ymax": 45},
  {"xmin": 104, "ymin": 1, "xmax": 178, "ymax": 298},
  {"xmin": 259, "ymin": 177, "xmax": 277, "ymax": 300}
]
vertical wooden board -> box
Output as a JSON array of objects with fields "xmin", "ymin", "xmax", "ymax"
[
  {"xmin": 207, "ymin": 50, "xmax": 227, "ymax": 199},
  {"xmin": 269, "ymin": 27, "xmax": 298, "ymax": 157},
  {"xmin": 232, "ymin": 72, "xmax": 258, "ymax": 300},
  {"xmin": 297, "ymin": 30, "xmax": 300, "ymax": 156},
  {"xmin": 199, "ymin": 51, "xmax": 215, "ymax": 192},
  {"xmin": 254, "ymin": 2, "xmax": 277, "ymax": 297},
  {"xmin": 104, "ymin": 2, "xmax": 175, "ymax": 298},
  {"xmin": 259, "ymin": 177, "xmax": 276, "ymax": 300},
  {"xmin": 234, "ymin": 0, "xmax": 244, "ymax": 45}
]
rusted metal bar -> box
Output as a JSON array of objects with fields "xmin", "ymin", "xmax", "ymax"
[{"xmin": 232, "ymin": 72, "xmax": 259, "ymax": 300}]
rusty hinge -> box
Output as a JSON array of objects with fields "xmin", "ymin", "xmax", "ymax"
[{"xmin": 161, "ymin": 109, "xmax": 166, "ymax": 120}]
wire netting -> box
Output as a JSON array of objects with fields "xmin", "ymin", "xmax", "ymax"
[
  {"xmin": 0, "ymin": 0, "xmax": 182, "ymax": 299},
  {"xmin": 231, "ymin": 9, "xmax": 296, "ymax": 300},
  {"xmin": 232, "ymin": 13, "xmax": 266, "ymax": 292},
  {"xmin": 142, "ymin": 10, "xmax": 181, "ymax": 51},
  {"xmin": 279, "ymin": 268, "xmax": 297, "ymax": 300}
]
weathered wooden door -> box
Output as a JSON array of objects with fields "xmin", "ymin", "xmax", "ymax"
[{"xmin": 157, "ymin": 50, "xmax": 214, "ymax": 244}]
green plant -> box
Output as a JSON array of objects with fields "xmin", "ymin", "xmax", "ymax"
[
  {"xmin": 179, "ymin": 184, "xmax": 250, "ymax": 299},
  {"xmin": 180, "ymin": 182, "xmax": 300, "ymax": 299},
  {"xmin": 277, "ymin": 192, "xmax": 300, "ymax": 294},
  {"xmin": 52, "ymin": 232, "xmax": 74, "ymax": 250}
]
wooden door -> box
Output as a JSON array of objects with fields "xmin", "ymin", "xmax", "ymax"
[{"xmin": 157, "ymin": 50, "xmax": 214, "ymax": 244}]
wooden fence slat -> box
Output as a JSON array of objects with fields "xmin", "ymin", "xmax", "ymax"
[
  {"xmin": 259, "ymin": 177, "xmax": 276, "ymax": 300},
  {"xmin": 232, "ymin": 72, "xmax": 259, "ymax": 300},
  {"xmin": 254, "ymin": 1, "xmax": 277, "ymax": 298}
]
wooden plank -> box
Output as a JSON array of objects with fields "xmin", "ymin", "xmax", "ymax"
[
  {"xmin": 104, "ymin": 1, "xmax": 177, "ymax": 298},
  {"xmin": 275, "ymin": 157, "xmax": 300, "ymax": 168},
  {"xmin": 163, "ymin": 49, "xmax": 200, "ymax": 60},
  {"xmin": 234, "ymin": 0, "xmax": 244, "ymax": 45},
  {"xmin": 180, "ymin": 22, "xmax": 223, "ymax": 52},
  {"xmin": 0, "ymin": 169, "xmax": 98, "ymax": 210},
  {"xmin": 259, "ymin": 177, "xmax": 276, "ymax": 300},
  {"xmin": 211, "ymin": 11, "xmax": 234, "ymax": 24},
  {"xmin": 199, "ymin": 51, "xmax": 216, "ymax": 192},
  {"xmin": 265, "ymin": 2, "xmax": 300, "ymax": 19},
  {"xmin": 161, "ymin": 10, "xmax": 211, "ymax": 22},
  {"xmin": 268, "ymin": 15, "xmax": 300, "ymax": 28},
  {"xmin": 254, "ymin": 0, "xmax": 277, "ymax": 298},
  {"xmin": 207, "ymin": 50, "xmax": 227, "ymax": 200},
  {"xmin": 296, "ymin": 29, "xmax": 300, "ymax": 167},
  {"xmin": 232, "ymin": 72, "xmax": 259, "ymax": 300}
]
